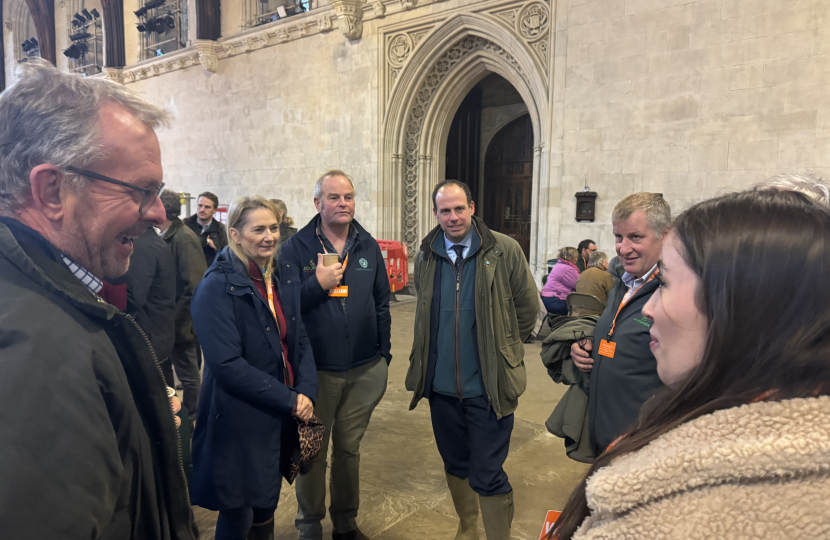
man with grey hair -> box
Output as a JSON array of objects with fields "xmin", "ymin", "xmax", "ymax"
[
  {"xmin": 575, "ymin": 250, "xmax": 614, "ymax": 312},
  {"xmin": 570, "ymin": 192, "xmax": 671, "ymax": 456},
  {"xmin": 752, "ymin": 173, "xmax": 830, "ymax": 205},
  {"xmin": 280, "ymin": 170, "xmax": 391, "ymax": 540},
  {"xmin": 0, "ymin": 60, "xmax": 196, "ymax": 538}
]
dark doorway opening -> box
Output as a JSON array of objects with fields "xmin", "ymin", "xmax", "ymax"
[
  {"xmin": 445, "ymin": 88, "xmax": 482, "ymax": 203},
  {"xmin": 444, "ymin": 74, "xmax": 533, "ymax": 259},
  {"xmin": 483, "ymin": 114, "xmax": 533, "ymax": 259}
]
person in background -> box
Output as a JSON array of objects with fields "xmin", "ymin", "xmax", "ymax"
[
  {"xmin": 190, "ymin": 196, "xmax": 317, "ymax": 540},
  {"xmin": 751, "ymin": 173, "xmax": 830, "ymax": 205},
  {"xmin": 121, "ymin": 225, "xmax": 177, "ymax": 382},
  {"xmin": 575, "ymin": 239, "xmax": 597, "ymax": 273},
  {"xmin": 553, "ymin": 189, "xmax": 830, "ymax": 539},
  {"xmin": 574, "ymin": 251, "xmax": 614, "ymax": 311},
  {"xmin": 271, "ymin": 198, "xmax": 298, "ymax": 260},
  {"xmin": 540, "ymin": 247, "xmax": 580, "ymax": 315},
  {"xmin": 159, "ymin": 189, "xmax": 207, "ymax": 423},
  {"xmin": 185, "ymin": 191, "xmax": 228, "ymax": 267}
]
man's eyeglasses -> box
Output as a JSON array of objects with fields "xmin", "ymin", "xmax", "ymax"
[
  {"xmin": 66, "ymin": 166, "xmax": 164, "ymax": 216},
  {"xmin": 573, "ymin": 330, "xmax": 589, "ymax": 351}
]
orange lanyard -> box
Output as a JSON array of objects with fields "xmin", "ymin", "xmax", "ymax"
[
  {"xmin": 607, "ymin": 269, "xmax": 659, "ymax": 339},
  {"xmin": 264, "ymin": 278, "xmax": 290, "ymax": 384}
]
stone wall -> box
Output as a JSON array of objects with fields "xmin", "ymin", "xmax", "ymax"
[
  {"xmin": 552, "ymin": 0, "xmax": 830, "ymax": 251},
  {"xmin": 130, "ymin": 23, "xmax": 381, "ymax": 231},
  {"xmin": 2, "ymin": 0, "xmax": 828, "ymax": 260}
]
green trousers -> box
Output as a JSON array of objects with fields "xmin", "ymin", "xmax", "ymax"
[{"xmin": 295, "ymin": 357, "xmax": 388, "ymax": 539}]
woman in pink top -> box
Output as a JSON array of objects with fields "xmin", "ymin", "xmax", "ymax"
[{"xmin": 541, "ymin": 247, "xmax": 580, "ymax": 315}]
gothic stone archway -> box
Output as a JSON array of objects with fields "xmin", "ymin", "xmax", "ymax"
[{"xmin": 379, "ymin": 9, "xmax": 552, "ymax": 272}]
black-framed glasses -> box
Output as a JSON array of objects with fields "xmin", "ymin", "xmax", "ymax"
[
  {"xmin": 65, "ymin": 166, "xmax": 164, "ymax": 216},
  {"xmin": 573, "ymin": 330, "xmax": 589, "ymax": 351}
]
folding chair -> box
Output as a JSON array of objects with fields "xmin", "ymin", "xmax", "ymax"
[{"xmin": 566, "ymin": 292, "xmax": 605, "ymax": 317}]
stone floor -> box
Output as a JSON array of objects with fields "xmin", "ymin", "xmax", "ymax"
[{"xmin": 192, "ymin": 297, "xmax": 589, "ymax": 539}]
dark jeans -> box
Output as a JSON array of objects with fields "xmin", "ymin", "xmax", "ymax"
[
  {"xmin": 428, "ymin": 392, "xmax": 513, "ymax": 496},
  {"xmin": 215, "ymin": 506, "xmax": 277, "ymax": 540},
  {"xmin": 542, "ymin": 295, "xmax": 568, "ymax": 316}
]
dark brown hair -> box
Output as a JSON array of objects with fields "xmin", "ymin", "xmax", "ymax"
[
  {"xmin": 198, "ymin": 191, "xmax": 219, "ymax": 209},
  {"xmin": 552, "ymin": 189, "xmax": 830, "ymax": 539},
  {"xmin": 432, "ymin": 180, "xmax": 472, "ymax": 210}
]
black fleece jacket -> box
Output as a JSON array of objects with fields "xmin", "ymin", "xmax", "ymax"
[{"xmin": 279, "ymin": 216, "xmax": 392, "ymax": 372}]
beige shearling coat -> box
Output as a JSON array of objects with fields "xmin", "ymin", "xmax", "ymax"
[{"xmin": 574, "ymin": 397, "xmax": 830, "ymax": 539}]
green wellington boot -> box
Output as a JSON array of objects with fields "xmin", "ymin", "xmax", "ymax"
[
  {"xmin": 446, "ymin": 473, "xmax": 480, "ymax": 540},
  {"xmin": 479, "ymin": 491, "xmax": 514, "ymax": 540}
]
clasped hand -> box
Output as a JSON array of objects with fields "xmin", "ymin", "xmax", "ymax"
[
  {"xmin": 570, "ymin": 340, "xmax": 594, "ymax": 373},
  {"xmin": 292, "ymin": 394, "xmax": 314, "ymax": 424}
]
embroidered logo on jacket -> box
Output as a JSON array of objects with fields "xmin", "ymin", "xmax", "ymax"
[{"xmin": 303, "ymin": 259, "xmax": 317, "ymax": 272}]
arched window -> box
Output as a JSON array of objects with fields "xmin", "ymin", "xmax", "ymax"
[{"xmin": 9, "ymin": 0, "xmax": 39, "ymax": 63}]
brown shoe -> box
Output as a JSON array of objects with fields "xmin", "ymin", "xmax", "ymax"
[{"xmin": 332, "ymin": 529, "xmax": 371, "ymax": 540}]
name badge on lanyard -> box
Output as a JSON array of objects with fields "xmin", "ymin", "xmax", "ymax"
[
  {"xmin": 329, "ymin": 286, "xmax": 349, "ymax": 297},
  {"xmin": 600, "ymin": 269, "xmax": 659, "ymax": 360}
]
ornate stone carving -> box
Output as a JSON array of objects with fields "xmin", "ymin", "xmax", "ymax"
[
  {"xmin": 387, "ymin": 34, "xmax": 413, "ymax": 68},
  {"xmin": 195, "ymin": 40, "xmax": 219, "ymax": 73},
  {"xmin": 224, "ymin": 43, "xmax": 236, "ymax": 55},
  {"xmin": 495, "ymin": 10, "xmax": 518, "ymax": 25},
  {"xmin": 318, "ymin": 15, "xmax": 333, "ymax": 31},
  {"xmin": 297, "ymin": 22, "xmax": 309, "ymax": 36},
  {"xmin": 400, "ymin": 0, "xmax": 414, "ymax": 10},
  {"xmin": 331, "ymin": 0, "xmax": 364, "ymax": 40},
  {"xmin": 400, "ymin": 36, "xmax": 523, "ymax": 251},
  {"xmin": 533, "ymin": 40, "xmax": 548, "ymax": 61},
  {"xmin": 102, "ymin": 68, "xmax": 124, "ymax": 84},
  {"xmin": 517, "ymin": 2, "xmax": 549, "ymax": 41},
  {"xmin": 277, "ymin": 28, "xmax": 290, "ymax": 42},
  {"xmin": 372, "ymin": 0, "xmax": 386, "ymax": 17}
]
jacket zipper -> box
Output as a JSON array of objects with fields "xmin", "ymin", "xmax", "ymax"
[
  {"xmin": 124, "ymin": 314, "xmax": 198, "ymax": 540},
  {"xmin": 452, "ymin": 255, "xmax": 465, "ymax": 400}
]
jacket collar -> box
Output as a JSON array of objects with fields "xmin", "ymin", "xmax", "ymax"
[
  {"xmin": 208, "ymin": 246, "xmax": 280, "ymax": 289},
  {"xmin": 420, "ymin": 215, "xmax": 496, "ymax": 255},
  {"xmin": 586, "ymin": 396, "xmax": 830, "ymax": 515},
  {"xmin": 162, "ymin": 217, "xmax": 184, "ymax": 241},
  {"xmin": 0, "ymin": 218, "xmax": 117, "ymax": 321},
  {"xmin": 185, "ymin": 214, "xmax": 221, "ymax": 234}
]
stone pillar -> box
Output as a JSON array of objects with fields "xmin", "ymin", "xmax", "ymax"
[{"xmin": 530, "ymin": 143, "xmax": 543, "ymax": 271}]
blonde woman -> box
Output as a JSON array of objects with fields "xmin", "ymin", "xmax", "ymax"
[{"xmin": 190, "ymin": 196, "xmax": 317, "ymax": 540}]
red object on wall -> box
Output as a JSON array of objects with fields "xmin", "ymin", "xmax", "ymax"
[
  {"xmin": 215, "ymin": 205, "xmax": 229, "ymax": 225},
  {"xmin": 377, "ymin": 240, "xmax": 408, "ymax": 293}
]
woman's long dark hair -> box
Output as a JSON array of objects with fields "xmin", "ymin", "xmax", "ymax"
[{"xmin": 553, "ymin": 190, "xmax": 830, "ymax": 539}]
